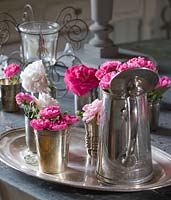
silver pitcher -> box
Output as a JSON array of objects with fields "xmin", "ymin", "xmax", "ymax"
[{"xmin": 96, "ymin": 68, "xmax": 159, "ymax": 185}]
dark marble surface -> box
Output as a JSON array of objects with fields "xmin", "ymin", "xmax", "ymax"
[{"xmin": 0, "ymin": 90, "xmax": 171, "ymax": 200}]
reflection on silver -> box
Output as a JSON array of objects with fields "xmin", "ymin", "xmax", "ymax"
[{"xmin": 0, "ymin": 128, "xmax": 171, "ymax": 191}]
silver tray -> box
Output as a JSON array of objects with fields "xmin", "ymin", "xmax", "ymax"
[{"xmin": 0, "ymin": 127, "xmax": 171, "ymax": 192}]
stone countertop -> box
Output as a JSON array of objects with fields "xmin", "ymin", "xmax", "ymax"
[{"xmin": 0, "ymin": 91, "xmax": 171, "ymax": 200}]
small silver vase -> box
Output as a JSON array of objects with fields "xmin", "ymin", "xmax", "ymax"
[
  {"xmin": 34, "ymin": 128, "xmax": 70, "ymax": 174},
  {"xmin": 0, "ymin": 79, "xmax": 21, "ymax": 112},
  {"xmin": 84, "ymin": 118, "xmax": 99, "ymax": 158},
  {"xmin": 148, "ymin": 100, "xmax": 160, "ymax": 131}
]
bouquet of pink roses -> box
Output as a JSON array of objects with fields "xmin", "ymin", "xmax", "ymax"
[
  {"xmin": 64, "ymin": 64, "xmax": 99, "ymax": 96},
  {"xmin": 95, "ymin": 57, "xmax": 157, "ymax": 92},
  {"xmin": 30, "ymin": 105, "xmax": 79, "ymax": 131},
  {"xmin": 147, "ymin": 76, "xmax": 171, "ymax": 101},
  {"xmin": 3, "ymin": 63, "xmax": 21, "ymax": 84}
]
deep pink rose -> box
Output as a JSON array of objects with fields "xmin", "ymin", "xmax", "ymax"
[
  {"xmin": 30, "ymin": 104, "xmax": 79, "ymax": 131},
  {"xmin": 3, "ymin": 63, "xmax": 20, "ymax": 78},
  {"xmin": 39, "ymin": 105, "xmax": 61, "ymax": 119},
  {"xmin": 127, "ymin": 57, "xmax": 157, "ymax": 71},
  {"xmin": 62, "ymin": 114, "xmax": 79, "ymax": 124},
  {"xmin": 64, "ymin": 64, "xmax": 99, "ymax": 96},
  {"xmin": 95, "ymin": 61, "xmax": 121, "ymax": 80},
  {"xmin": 16, "ymin": 92, "xmax": 35, "ymax": 105},
  {"xmin": 155, "ymin": 76, "xmax": 171, "ymax": 89},
  {"xmin": 117, "ymin": 63, "xmax": 135, "ymax": 72},
  {"xmin": 96, "ymin": 57, "xmax": 157, "ymax": 91},
  {"xmin": 99, "ymin": 71, "xmax": 118, "ymax": 90},
  {"xmin": 48, "ymin": 120, "xmax": 68, "ymax": 130},
  {"xmin": 30, "ymin": 119, "xmax": 50, "ymax": 130}
]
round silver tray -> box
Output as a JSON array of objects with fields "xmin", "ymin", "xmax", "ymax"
[{"xmin": 0, "ymin": 127, "xmax": 171, "ymax": 192}]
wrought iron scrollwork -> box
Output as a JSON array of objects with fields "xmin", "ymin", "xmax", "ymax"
[
  {"xmin": 0, "ymin": 21, "xmax": 10, "ymax": 49},
  {"xmin": 22, "ymin": 4, "xmax": 35, "ymax": 22},
  {"xmin": 0, "ymin": 12, "xmax": 20, "ymax": 66},
  {"xmin": 47, "ymin": 53, "xmax": 82, "ymax": 97},
  {"xmin": 56, "ymin": 6, "xmax": 89, "ymax": 50},
  {"xmin": 0, "ymin": 12, "xmax": 18, "ymax": 47}
]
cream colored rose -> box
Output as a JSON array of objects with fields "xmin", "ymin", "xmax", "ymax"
[{"xmin": 20, "ymin": 60, "xmax": 48, "ymax": 93}]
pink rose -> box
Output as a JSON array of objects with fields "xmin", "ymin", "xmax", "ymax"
[
  {"xmin": 62, "ymin": 114, "xmax": 79, "ymax": 124},
  {"xmin": 117, "ymin": 63, "xmax": 135, "ymax": 72},
  {"xmin": 127, "ymin": 57, "xmax": 147, "ymax": 67},
  {"xmin": 96, "ymin": 57, "xmax": 157, "ymax": 91},
  {"xmin": 39, "ymin": 105, "xmax": 61, "ymax": 119},
  {"xmin": 95, "ymin": 61, "xmax": 121, "ymax": 80},
  {"xmin": 64, "ymin": 64, "xmax": 99, "ymax": 96},
  {"xmin": 30, "ymin": 119, "xmax": 50, "ymax": 130},
  {"xmin": 127, "ymin": 57, "xmax": 157, "ymax": 71},
  {"xmin": 99, "ymin": 71, "xmax": 118, "ymax": 90},
  {"xmin": 3, "ymin": 63, "xmax": 20, "ymax": 78},
  {"xmin": 30, "ymin": 104, "xmax": 79, "ymax": 131},
  {"xmin": 82, "ymin": 99, "xmax": 102, "ymax": 124},
  {"xmin": 155, "ymin": 76, "xmax": 171, "ymax": 89},
  {"xmin": 16, "ymin": 92, "xmax": 35, "ymax": 105},
  {"xmin": 48, "ymin": 120, "xmax": 68, "ymax": 131}
]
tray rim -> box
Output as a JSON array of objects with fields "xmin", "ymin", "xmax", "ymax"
[{"xmin": 0, "ymin": 127, "xmax": 171, "ymax": 192}]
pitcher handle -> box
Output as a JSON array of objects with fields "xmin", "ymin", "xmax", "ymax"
[{"xmin": 121, "ymin": 96, "xmax": 138, "ymax": 165}]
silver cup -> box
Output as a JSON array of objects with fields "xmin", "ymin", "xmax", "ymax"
[
  {"xmin": 0, "ymin": 79, "xmax": 21, "ymax": 112},
  {"xmin": 35, "ymin": 128, "xmax": 70, "ymax": 174}
]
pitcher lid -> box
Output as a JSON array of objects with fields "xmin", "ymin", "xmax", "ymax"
[{"xmin": 109, "ymin": 67, "xmax": 159, "ymax": 97}]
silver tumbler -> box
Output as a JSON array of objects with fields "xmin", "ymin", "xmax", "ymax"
[{"xmin": 35, "ymin": 128, "xmax": 70, "ymax": 174}]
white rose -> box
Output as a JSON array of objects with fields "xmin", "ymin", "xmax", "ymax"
[
  {"xmin": 20, "ymin": 60, "xmax": 48, "ymax": 93},
  {"xmin": 36, "ymin": 92, "xmax": 59, "ymax": 109}
]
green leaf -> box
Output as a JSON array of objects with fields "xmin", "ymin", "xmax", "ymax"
[{"xmin": 147, "ymin": 86, "xmax": 170, "ymax": 101}]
